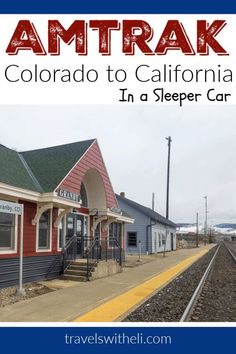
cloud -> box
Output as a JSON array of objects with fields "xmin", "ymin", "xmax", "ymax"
[{"xmin": 0, "ymin": 104, "xmax": 235, "ymax": 224}]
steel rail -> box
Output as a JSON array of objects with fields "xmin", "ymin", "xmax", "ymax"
[
  {"xmin": 223, "ymin": 242, "xmax": 236, "ymax": 262},
  {"xmin": 179, "ymin": 244, "xmax": 221, "ymax": 322}
]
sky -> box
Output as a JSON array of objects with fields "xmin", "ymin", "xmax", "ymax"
[{"xmin": 0, "ymin": 104, "xmax": 235, "ymax": 225}]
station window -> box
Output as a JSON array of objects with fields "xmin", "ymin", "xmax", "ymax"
[
  {"xmin": 158, "ymin": 233, "xmax": 162, "ymax": 247},
  {"xmin": 37, "ymin": 210, "xmax": 51, "ymax": 251},
  {"xmin": 162, "ymin": 233, "xmax": 166, "ymax": 246},
  {"xmin": 109, "ymin": 222, "xmax": 122, "ymax": 247},
  {"xmin": 127, "ymin": 232, "xmax": 137, "ymax": 247},
  {"xmin": 0, "ymin": 212, "xmax": 16, "ymax": 250}
]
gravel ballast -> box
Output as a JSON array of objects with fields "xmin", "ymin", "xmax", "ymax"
[
  {"xmin": 189, "ymin": 243, "xmax": 236, "ymax": 321},
  {"xmin": 124, "ymin": 246, "xmax": 218, "ymax": 322},
  {"xmin": 0, "ymin": 282, "xmax": 54, "ymax": 308}
]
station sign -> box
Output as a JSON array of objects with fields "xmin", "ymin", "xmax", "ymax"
[
  {"xmin": 0, "ymin": 199, "xmax": 24, "ymax": 294},
  {"xmin": 57, "ymin": 189, "xmax": 82, "ymax": 203},
  {"xmin": 0, "ymin": 200, "xmax": 23, "ymax": 215}
]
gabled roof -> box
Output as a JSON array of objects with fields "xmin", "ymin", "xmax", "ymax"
[
  {"xmin": 21, "ymin": 139, "xmax": 95, "ymax": 192},
  {"xmin": 116, "ymin": 194, "xmax": 176, "ymax": 228},
  {"xmin": 0, "ymin": 139, "xmax": 95, "ymax": 193},
  {"xmin": 0, "ymin": 144, "xmax": 40, "ymax": 192}
]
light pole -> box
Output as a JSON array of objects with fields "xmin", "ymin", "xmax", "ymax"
[
  {"xmin": 204, "ymin": 196, "xmax": 208, "ymax": 244},
  {"xmin": 196, "ymin": 212, "xmax": 199, "ymax": 247},
  {"xmin": 165, "ymin": 136, "xmax": 172, "ymax": 220}
]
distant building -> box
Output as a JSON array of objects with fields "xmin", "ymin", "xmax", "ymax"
[
  {"xmin": 116, "ymin": 193, "xmax": 176, "ymax": 254},
  {"xmin": 212, "ymin": 234, "xmax": 236, "ymax": 243}
]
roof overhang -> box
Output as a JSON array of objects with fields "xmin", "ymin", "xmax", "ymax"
[
  {"xmin": 90, "ymin": 208, "xmax": 134, "ymax": 224},
  {"xmin": 107, "ymin": 211, "xmax": 134, "ymax": 224},
  {"xmin": 0, "ymin": 182, "xmax": 134, "ymax": 223},
  {"xmin": 150, "ymin": 218, "xmax": 176, "ymax": 229},
  {"xmin": 0, "ymin": 182, "xmax": 40, "ymax": 201},
  {"xmin": 0, "ymin": 182, "xmax": 82, "ymax": 209},
  {"xmin": 40, "ymin": 193, "xmax": 82, "ymax": 209}
]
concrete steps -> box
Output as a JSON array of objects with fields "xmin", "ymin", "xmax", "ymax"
[
  {"xmin": 61, "ymin": 261, "xmax": 97, "ymax": 282},
  {"xmin": 61, "ymin": 274, "xmax": 88, "ymax": 282}
]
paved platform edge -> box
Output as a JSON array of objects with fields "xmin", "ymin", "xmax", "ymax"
[{"xmin": 73, "ymin": 248, "xmax": 210, "ymax": 322}]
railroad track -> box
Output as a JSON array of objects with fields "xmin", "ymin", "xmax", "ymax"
[
  {"xmin": 180, "ymin": 242, "xmax": 236, "ymax": 322},
  {"xmin": 124, "ymin": 242, "xmax": 236, "ymax": 322},
  {"xmin": 224, "ymin": 241, "xmax": 236, "ymax": 262}
]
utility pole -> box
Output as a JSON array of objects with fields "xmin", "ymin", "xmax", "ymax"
[
  {"xmin": 165, "ymin": 136, "xmax": 172, "ymax": 219},
  {"xmin": 209, "ymin": 227, "xmax": 212, "ymax": 244},
  {"xmin": 196, "ymin": 212, "xmax": 199, "ymax": 247},
  {"xmin": 204, "ymin": 195, "xmax": 208, "ymax": 244},
  {"xmin": 152, "ymin": 192, "xmax": 155, "ymax": 210}
]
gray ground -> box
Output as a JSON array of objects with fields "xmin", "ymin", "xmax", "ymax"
[{"xmin": 0, "ymin": 282, "xmax": 53, "ymax": 308}]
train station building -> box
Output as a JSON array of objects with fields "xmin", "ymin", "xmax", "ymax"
[
  {"xmin": 116, "ymin": 193, "xmax": 176, "ymax": 254},
  {"xmin": 0, "ymin": 139, "xmax": 133, "ymax": 288}
]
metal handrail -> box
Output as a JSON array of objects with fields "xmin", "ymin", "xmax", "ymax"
[
  {"xmin": 62, "ymin": 235, "xmax": 123, "ymax": 279},
  {"xmin": 65, "ymin": 234, "xmax": 77, "ymax": 250},
  {"xmin": 110, "ymin": 237, "xmax": 122, "ymax": 266},
  {"xmin": 86, "ymin": 236, "xmax": 101, "ymax": 280},
  {"xmin": 62, "ymin": 235, "xmax": 77, "ymax": 272}
]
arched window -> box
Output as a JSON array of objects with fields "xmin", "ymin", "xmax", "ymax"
[{"xmin": 80, "ymin": 182, "xmax": 88, "ymax": 207}]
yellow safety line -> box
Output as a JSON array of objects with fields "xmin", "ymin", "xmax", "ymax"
[{"xmin": 73, "ymin": 248, "xmax": 209, "ymax": 322}]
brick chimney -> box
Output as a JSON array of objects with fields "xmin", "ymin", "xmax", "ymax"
[{"xmin": 120, "ymin": 192, "xmax": 125, "ymax": 198}]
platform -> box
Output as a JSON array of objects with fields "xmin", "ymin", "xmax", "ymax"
[{"xmin": 0, "ymin": 245, "xmax": 214, "ymax": 322}]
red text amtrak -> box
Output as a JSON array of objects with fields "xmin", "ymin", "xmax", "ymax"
[{"xmin": 5, "ymin": 19, "xmax": 228, "ymax": 56}]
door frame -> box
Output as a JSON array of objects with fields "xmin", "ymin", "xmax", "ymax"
[{"xmin": 65, "ymin": 212, "xmax": 89, "ymax": 256}]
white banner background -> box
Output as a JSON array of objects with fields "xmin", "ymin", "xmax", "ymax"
[{"xmin": 0, "ymin": 14, "xmax": 234, "ymax": 105}]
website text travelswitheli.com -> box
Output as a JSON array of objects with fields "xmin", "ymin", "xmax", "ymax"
[
  {"xmin": 0, "ymin": 17, "xmax": 234, "ymax": 105},
  {"xmin": 64, "ymin": 332, "xmax": 172, "ymax": 346}
]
